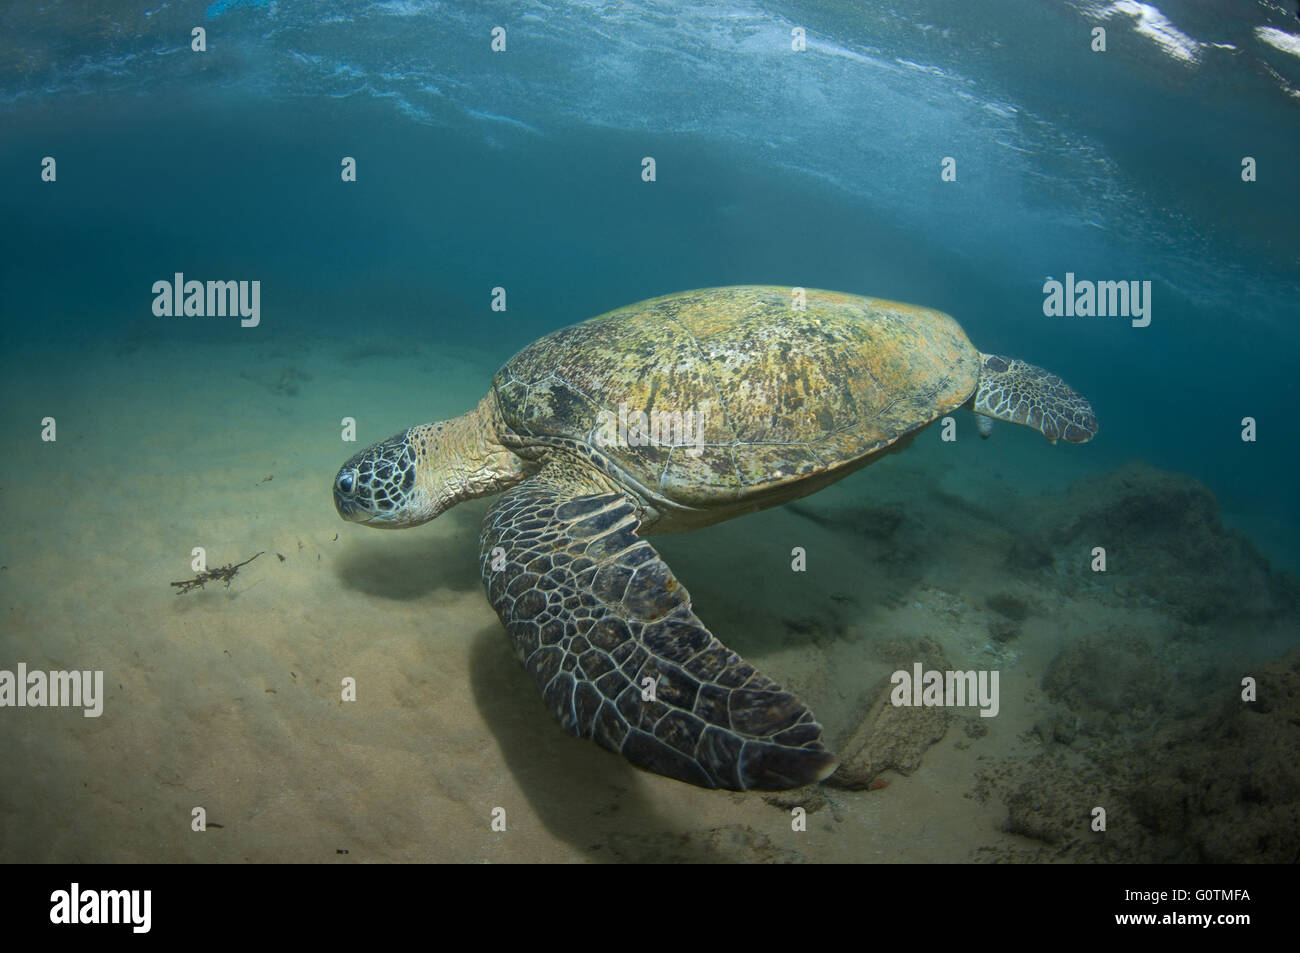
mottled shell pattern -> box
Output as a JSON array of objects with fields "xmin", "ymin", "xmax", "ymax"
[{"xmin": 492, "ymin": 286, "xmax": 980, "ymax": 509}]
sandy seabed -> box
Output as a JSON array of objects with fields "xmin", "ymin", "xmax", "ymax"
[{"xmin": 1, "ymin": 332, "xmax": 1295, "ymax": 863}]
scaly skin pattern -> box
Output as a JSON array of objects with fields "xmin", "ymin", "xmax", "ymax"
[{"xmin": 479, "ymin": 458, "xmax": 839, "ymax": 791}]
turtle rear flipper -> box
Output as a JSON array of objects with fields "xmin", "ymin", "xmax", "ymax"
[
  {"xmin": 972, "ymin": 352, "xmax": 1099, "ymax": 444},
  {"xmin": 479, "ymin": 462, "xmax": 838, "ymax": 791}
]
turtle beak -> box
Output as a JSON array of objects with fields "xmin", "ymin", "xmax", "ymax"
[
  {"xmin": 333, "ymin": 468, "xmax": 368, "ymax": 521},
  {"xmin": 335, "ymin": 498, "xmax": 367, "ymax": 522}
]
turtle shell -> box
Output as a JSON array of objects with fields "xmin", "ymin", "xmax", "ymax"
[{"xmin": 492, "ymin": 286, "xmax": 979, "ymax": 510}]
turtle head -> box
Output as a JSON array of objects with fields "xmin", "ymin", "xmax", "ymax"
[
  {"xmin": 333, "ymin": 429, "xmax": 430, "ymax": 528},
  {"xmin": 333, "ymin": 398, "xmax": 525, "ymax": 529}
]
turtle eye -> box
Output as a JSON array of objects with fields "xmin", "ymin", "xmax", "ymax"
[{"xmin": 336, "ymin": 470, "xmax": 356, "ymax": 495}]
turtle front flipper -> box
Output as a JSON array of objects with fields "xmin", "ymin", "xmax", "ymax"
[
  {"xmin": 479, "ymin": 463, "xmax": 838, "ymax": 791},
  {"xmin": 972, "ymin": 352, "xmax": 1099, "ymax": 444}
]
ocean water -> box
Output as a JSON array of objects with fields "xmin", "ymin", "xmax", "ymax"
[{"xmin": 1, "ymin": 0, "xmax": 1297, "ymax": 864}]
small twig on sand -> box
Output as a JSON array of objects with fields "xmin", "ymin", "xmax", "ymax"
[{"xmin": 171, "ymin": 552, "xmax": 265, "ymax": 595}]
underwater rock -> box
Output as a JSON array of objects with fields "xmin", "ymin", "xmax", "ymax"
[
  {"xmin": 1002, "ymin": 774, "xmax": 1086, "ymax": 845},
  {"xmin": 1005, "ymin": 536, "xmax": 1054, "ymax": 574},
  {"xmin": 1042, "ymin": 630, "xmax": 1172, "ymax": 735},
  {"xmin": 1030, "ymin": 704, "xmax": 1078, "ymax": 747},
  {"xmin": 979, "ymin": 648, "xmax": 1300, "ymax": 862},
  {"xmin": 986, "ymin": 592, "xmax": 1031, "ymax": 643},
  {"xmin": 762, "ymin": 787, "xmax": 829, "ymax": 814},
  {"xmin": 827, "ymin": 637, "xmax": 951, "ymax": 788},
  {"xmin": 1114, "ymin": 648, "xmax": 1300, "ymax": 863},
  {"xmin": 1032, "ymin": 463, "xmax": 1298, "ymax": 626},
  {"xmin": 987, "ymin": 616, "xmax": 1020, "ymax": 643},
  {"xmin": 986, "ymin": 592, "xmax": 1032, "ymax": 621}
]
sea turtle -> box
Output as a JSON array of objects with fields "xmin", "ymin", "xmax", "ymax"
[{"xmin": 333, "ymin": 286, "xmax": 1097, "ymax": 791}]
